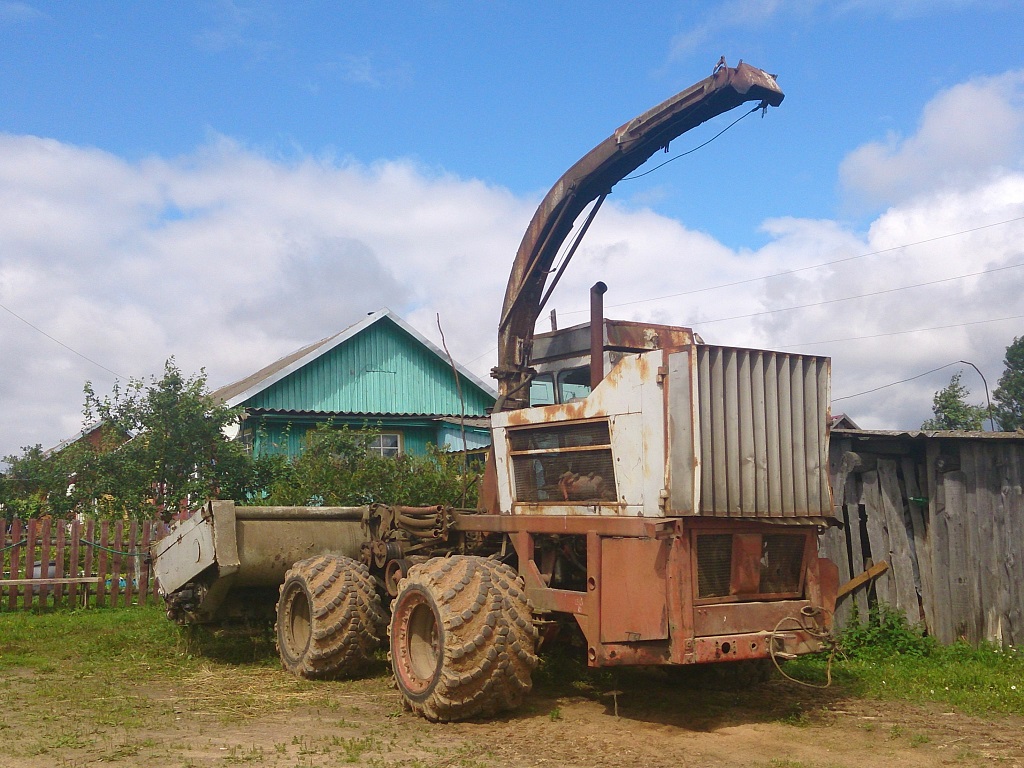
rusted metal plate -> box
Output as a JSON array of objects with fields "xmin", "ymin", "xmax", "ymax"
[
  {"xmin": 692, "ymin": 630, "xmax": 822, "ymax": 663},
  {"xmin": 693, "ymin": 599, "xmax": 813, "ymax": 637},
  {"xmin": 599, "ymin": 538, "xmax": 670, "ymax": 643},
  {"xmin": 453, "ymin": 512, "xmax": 677, "ymax": 537}
]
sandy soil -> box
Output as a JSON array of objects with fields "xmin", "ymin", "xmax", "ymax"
[{"xmin": 5, "ymin": 660, "xmax": 1023, "ymax": 768}]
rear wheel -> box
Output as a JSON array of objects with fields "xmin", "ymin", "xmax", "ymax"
[
  {"xmin": 389, "ymin": 555, "xmax": 538, "ymax": 722},
  {"xmin": 276, "ymin": 554, "xmax": 386, "ymax": 679}
]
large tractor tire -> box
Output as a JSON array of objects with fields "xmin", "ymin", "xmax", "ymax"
[
  {"xmin": 276, "ymin": 554, "xmax": 386, "ymax": 679},
  {"xmin": 389, "ymin": 555, "xmax": 539, "ymax": 722}
]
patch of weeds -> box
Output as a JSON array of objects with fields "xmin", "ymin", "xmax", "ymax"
[
  {"xmin": 778, "ymin": 707, "xmax": 810, "ymax": 727},
  {"xmin": 548, "ymin": 706, "xmax": 562, "ymax": 721},
  {"xmin": 888, "ymin": 724, "xmax": 903, "ymax": 740},
  {"xmin": 909, "ymin": 732, "xmax": 930, "ymax": 748},
  {"xmin": 222, "ymin": 744, "xmax": 265, "ymax": 764},
  {"xmin": 336, "ymin": 736, "xmax": 377, "ymax": 763}
]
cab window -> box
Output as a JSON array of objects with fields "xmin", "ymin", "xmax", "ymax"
[
  {"xmin": 557, "ymin": 366, "xmax": 591, "ymax": 402},
  {"xmin": 530, "ymin": 374, "xmax": 556, "ymax": 406}
]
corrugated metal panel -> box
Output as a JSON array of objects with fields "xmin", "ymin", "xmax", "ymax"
[
  {"xmin": 243, "ymin": 318, "xmax": 494, "ymax": 417},
  {"xmin": 695, "ymin": 346, "xmax": 831, "ymax": 518}
]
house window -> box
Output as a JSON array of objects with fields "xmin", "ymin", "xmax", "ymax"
[{"xmin": 368, "ymin": 433, "xmax": 401, "ymax": 457}]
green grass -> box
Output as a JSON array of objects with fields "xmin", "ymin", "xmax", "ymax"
[
  {"xmin": 1, "ymin": 601, "xmax": 1021, "ymax": 765},
  {"xmin": 785, "ymin": 606, "xmax": 1024, "ymax": 717}
]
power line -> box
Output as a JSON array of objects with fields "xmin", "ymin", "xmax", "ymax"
[
  {"xmin": 692, "ymin": 261, "xmax": 1024, "ymax": 326},
  {"xmin": 779, "ymin": 313, "xmax": 1024, "ymax": 351},
  {"xmin": 0, "ymin": 299, "xmax": 126, "ymax": 380},
  {"xmin": 559, "ymin": 213, "xmax": 1024, "ymax": 316},
  {"xmin": 833, "ymin": 361, "xmax": 964, "ymax": 402}
]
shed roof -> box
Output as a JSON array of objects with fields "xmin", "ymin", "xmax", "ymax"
[{"xmin": 833, "ymin": 428, "xmax": 1024, "ymax": 441}]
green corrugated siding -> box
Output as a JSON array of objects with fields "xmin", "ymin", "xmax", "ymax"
[
  {"xmin": 244, "ymin": 318, "xmax": 493, "ymax": 416},
  {"xmin": 246, "ymin": 416, "xmax": 488, "ymax": 460}
]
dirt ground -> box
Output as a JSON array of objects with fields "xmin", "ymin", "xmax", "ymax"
[{"xmin": 5, "ymin": 660, "xmax": 1023, "ymax": 768}]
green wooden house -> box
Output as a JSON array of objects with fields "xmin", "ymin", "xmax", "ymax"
[{"xmin": 213, "ymin": 309, "xmax": 496, "ymax": 459}]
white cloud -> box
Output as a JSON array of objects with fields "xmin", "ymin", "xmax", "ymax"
[
  {"xmin": 0, "ymin": 137, "xmax": 531, "ymax": 458},
  {"xmin": 840, "ymin": 70, "xmax": 1024, "ymax": 209},
  {"xmin": 669, "ymin": 0, "xmax": 792, "ymax": 60},
  {"xmin": 3, "ymin": 67, "xmax": 1024, "ymax": 460}
]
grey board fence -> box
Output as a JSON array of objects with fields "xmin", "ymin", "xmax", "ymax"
[{"xmin": 821, "ymin": 430, "xmax": 1024, "ymax": 646}]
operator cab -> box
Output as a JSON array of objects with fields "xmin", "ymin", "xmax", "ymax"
[{"xmin": 528, "ymin": 319, "xmax": 697, "ymax": 406}]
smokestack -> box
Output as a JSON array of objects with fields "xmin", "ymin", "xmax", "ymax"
[{"xmin": 590, "ymin": 281, "xmax": 608, "ymax": 391}]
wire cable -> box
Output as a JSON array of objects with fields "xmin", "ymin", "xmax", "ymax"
[
  {"xmin": 620, "ymin": 104, "xmax": 762, "ymax": 181},
  {"xmin": 559, "ymin": 214, "xmax": 1024, "ymax": 317},
  {"xmin": 780, "ymin": 313, "xmax": 1024, "ymax": 352},
  {"xmin": 691, "ymin": 261, "xmax": 1024, "ymax": 327},
  {"xmin": 833, "ymin": 362, "xmax": 965, "ymax": 402},
  {"xmin": 0, "ymin": 300, "xmax": 126, "ymax": 379}
]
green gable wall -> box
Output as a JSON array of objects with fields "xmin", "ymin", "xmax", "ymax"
[{"xmin": 243, "ymin": 318, "xmax": 493, "ymax": 417}]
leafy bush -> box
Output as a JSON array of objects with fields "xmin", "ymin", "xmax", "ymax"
[
  {"xmin": 255, "ymin": 423, "xmax": 481, "ymax": 508},
  {"xmin": 837, "ymin": 604, "xmax": 936, "ymax": 659}
]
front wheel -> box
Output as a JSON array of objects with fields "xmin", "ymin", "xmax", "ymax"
[
  {"xmin": 389, "ymin": 556, "xmax": 538, "ymax": 722},
  {"xmin": 276, "ymin": 554, "xmax": 386, "ymax": 679}
]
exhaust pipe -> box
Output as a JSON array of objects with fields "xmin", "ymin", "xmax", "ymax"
[{"xmin": 590, "ymin": 281, "xmax": 608, "ymax": 390}]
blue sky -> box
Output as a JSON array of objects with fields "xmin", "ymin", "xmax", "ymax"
[{"xmin": 2, "ymin": 1, "xmax": 1024, "ymax": 459}]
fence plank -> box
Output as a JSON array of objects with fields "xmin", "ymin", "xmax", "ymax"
[
  {"xmin": 139, "ymin": 522, "xmax": 153, "ymax": 605},
  {"xmin": 96, "ymin": 522, "xmax": 110, "ymax": 607},
  {"xmin": 54, "ymin": 521, "xmax": 67, "ymax": 604},
  {"xmin": 124, "ymin": 522, "xmax": 138, "ymax": 607},
  {"xmin": 877, "ymin": 459, "xmax": 918, "ymax": 624},
  {"xmin": 110, "ymin": 521, "xmax": 124, "ymax": 607},
  {"xmin": 23, "ymin": 519, "xmax": 37, "ymax": 610},
  {"xmin": 844, "ymin": 478, "xmax": 869, "ymax": 619},
  {"xmin": 83, "ymin": 519, "xmax": 95, "ymax": 608},
  {"xmin": 1006, "ymin": 447, "xmax": 1024, "ymax": 646},
  {"xmin": 944, "ymin": 470, "xmax": 980, "ymax": 643},
  {"xmin": 69, "ymin": 520, "xmax": 83, "ymax": 606},
  {"xmin": 39, "ymin": 517, "xmax": 53, "ymax": 606},
  {"xmin": 926, "ymin": 444, "xmax": 954, "ymax": 644},
  {"xmin": 1, "ymin": 521, "xmax": 8, "ymax": 605},
  {"xmin": 901, "ymin": 456, "xmax": 933, "ymax": 631},
  {"xmin": 860, "ymin": 470, "xmax": 895, "ymax": 607}
]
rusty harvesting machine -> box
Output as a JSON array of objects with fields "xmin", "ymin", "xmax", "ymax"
[{"xmin": 153, "ymin": 59, "xmax": 839, "ymax": 722}]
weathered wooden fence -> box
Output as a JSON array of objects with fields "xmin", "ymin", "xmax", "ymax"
[
  {"xmin": 821, "ymin": 430, "xmax": 1024, "ymax": 646},
  {"xmin": 0, "ymin": 518, "xmax": 169, "ymax": 611}
]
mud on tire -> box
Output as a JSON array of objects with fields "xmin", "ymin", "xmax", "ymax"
[
  {"xmin": 389, "ymin": 555, "xmax": 539, "ymax": 722},
  {"xmin": 276, "ymin": 554, "xmax": 387, "ymax": 679}
]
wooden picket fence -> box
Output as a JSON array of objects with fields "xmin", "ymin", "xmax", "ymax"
[{"xmin": 0, "ymin": 517, "xmax": 170, "ymax": 611}]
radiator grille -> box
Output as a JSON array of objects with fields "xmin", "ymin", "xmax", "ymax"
[
  {"xmin": 760, "ymin": 534, "xmax": 805, "ymax": 594},
  {"xmin": 696, "ymin": 532, "xmax": 807, "ymax": 600},
  {"xmin": 508, "ymin": 421, "xmax": 617, "ymax": 503},
  {"xmin": 696, "ymin": 534, "xmax": 733, "ymax": 598}
]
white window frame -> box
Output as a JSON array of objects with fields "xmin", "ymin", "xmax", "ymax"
[{"xmin": 368, "ymin": 432, "xmax": 402, "ymax": 457}]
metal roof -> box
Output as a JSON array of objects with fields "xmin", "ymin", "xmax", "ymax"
[
  {"xmin": 211, "ymin": 308, "xmax": 497, "ymax": 409},
  {"xmin": 833, "ymin": 428, "xmax": 1024, "ymax": 441}
]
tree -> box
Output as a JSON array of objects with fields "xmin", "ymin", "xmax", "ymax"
[
  {"xmin": 83, "ymin": 358, "xmax": 260, "ymax": 520},
  {"xmin": 921, "ymin": 372, "xmax": 989, "ymax": 431},
  {"xmin": 0, "ymin": 359, "xmax": 268, "ymax": 522},
  {"xmin": 993, "ymin": 335, "xmax": 1024, "ymax": 431}
]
